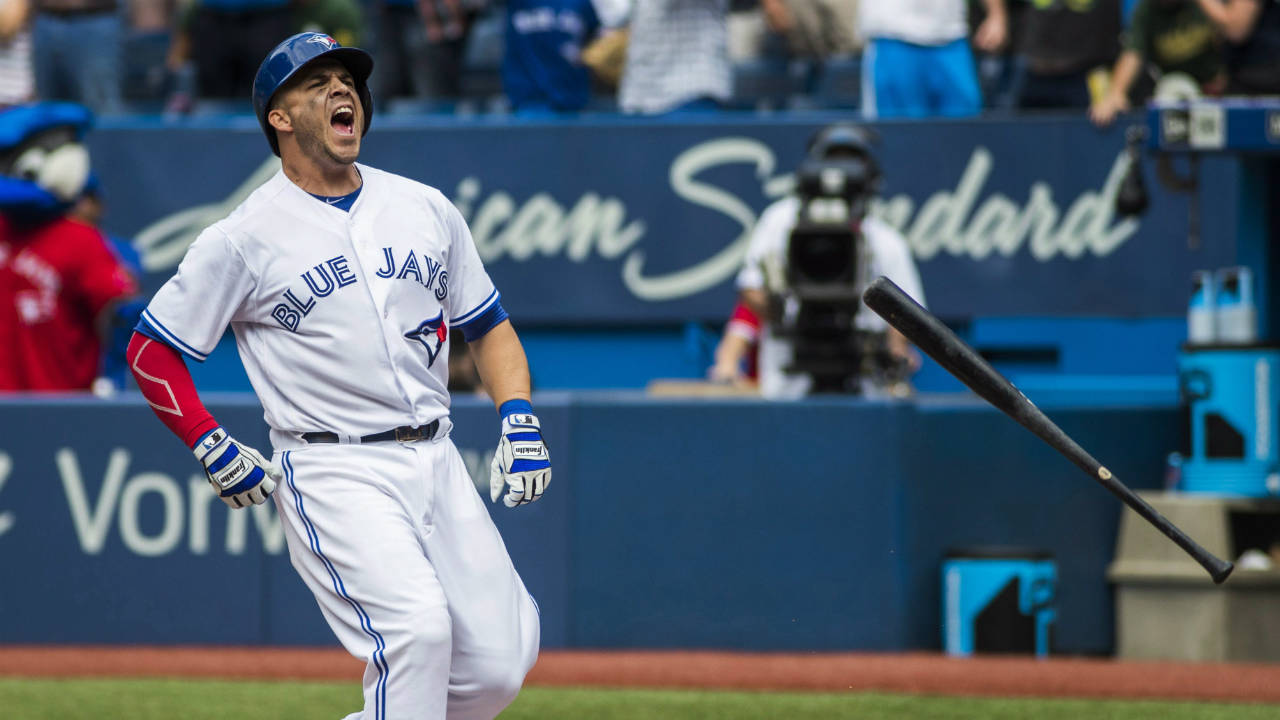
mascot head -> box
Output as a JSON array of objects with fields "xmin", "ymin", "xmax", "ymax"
[{"xmin": 0, "ymin": 102, "xmax": 93, "ymax": 225}]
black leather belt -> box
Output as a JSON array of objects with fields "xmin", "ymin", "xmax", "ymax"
[{"xmin": 302, "ymin": 420, "xmax": 439, "ymax": 445}]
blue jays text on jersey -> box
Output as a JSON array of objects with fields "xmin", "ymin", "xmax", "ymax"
[{"xmin": 270, "ymin": 247, "xmax": 450, "ymax": 333}]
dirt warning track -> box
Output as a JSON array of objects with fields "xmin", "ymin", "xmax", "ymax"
[{"xmin": 1, "ymin": 647, "xmax": 1278, "ymax": 704}]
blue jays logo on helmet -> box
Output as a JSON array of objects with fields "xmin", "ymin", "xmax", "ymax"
[
  {"xmin": 252, "ymin": 32, "xmax": 374, "ymax": 156},
  {"xmin": 307, "ymin": 34, "xmax": 338, "ymax": 50},
  {"xmin": 404, "ymin": 313, "xmax": 448, "ymax": 367}
]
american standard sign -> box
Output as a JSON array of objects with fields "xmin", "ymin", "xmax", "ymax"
[{"xmin": 103, "ymin": 118, "xmax": 1226, "ymax": 320}]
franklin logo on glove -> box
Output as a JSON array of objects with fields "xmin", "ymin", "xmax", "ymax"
[
  {"xmin": 193, "ymin": 426, "xmax": 282, "ymax": 509},
  {"xmin": 490, "ymin": 399, "xmax": 551, "ymax": 508}
]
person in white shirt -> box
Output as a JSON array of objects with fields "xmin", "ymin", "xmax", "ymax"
[
  {"xmin": 859, "ymin": 0, "xmax": 1008, "ymax": 118},
  {"xmin": 619, "ymin": 0, "xmax": 731, "ymax": 113},
  {"xmin": 720, "ymin": 123, "xmax": 926, "ymax": 399},
  {"xmin": 0, "ymin": 0, "xmax": 34, "ymax": 105}
]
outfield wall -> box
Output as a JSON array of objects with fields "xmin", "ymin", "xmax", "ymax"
[
  {"xmin": 0, "ymin": 394, "xmax": 1174, "ymax": 654},
  {"xmin": 90, "ymin": 114, "xmax": 1257, "ymax": 393}
]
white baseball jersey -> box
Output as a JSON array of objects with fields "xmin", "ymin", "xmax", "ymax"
[
  {"xmin": 737, "ymin": 195, "xmax": 926, "ymax": 399},
  {"xmin": 142, "ymin": 165, "xmax": 501, "ymax": 440}
]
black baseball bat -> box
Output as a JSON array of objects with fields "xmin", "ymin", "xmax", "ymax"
[{"xmin": 862, "ymin": 276, "xmax": 1234, "ymax": 584}]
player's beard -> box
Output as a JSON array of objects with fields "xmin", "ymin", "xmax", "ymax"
[{"xmin": 293, "ymin": 108, "xmax": 359, "ymax": 168}]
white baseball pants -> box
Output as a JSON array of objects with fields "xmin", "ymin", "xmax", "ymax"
[{"xmin": 271, "ymin": 435, "xmax": 540, "ymax": 720}]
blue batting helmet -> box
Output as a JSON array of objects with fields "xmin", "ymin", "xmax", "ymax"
[{"xmin": 252, "ymin": 32, "xmax": 374, "ymax": 156}]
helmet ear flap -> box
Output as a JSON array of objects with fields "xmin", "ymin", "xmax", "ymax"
[{"xmin": 356, "ymin": 82, "xmax": 374, "ymax": 138}]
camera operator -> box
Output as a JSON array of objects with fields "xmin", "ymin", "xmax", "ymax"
[{"xmin": 717, "ymin": 122, "xmax": 925, "ymax": 399}]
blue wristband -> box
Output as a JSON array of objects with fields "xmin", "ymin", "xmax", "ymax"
[
  {"xmin": 192, "ymin": 426, "xmax": 224, "ymax": 451},
  {"xmin": 499, "ymin": 398, "xmax": 534, "ymax": 419}
]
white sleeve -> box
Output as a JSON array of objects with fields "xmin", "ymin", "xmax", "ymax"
[
  {"xmin": 141, "ymin": 227, "xmax": 255, "ymax": 362},
  {"xmin": 736, "ymin": 199, "xmax": 794, "ymax": 291},
  {"xmin": 439, "ymin": 193, "xmax": 501, "ymax": 330}
]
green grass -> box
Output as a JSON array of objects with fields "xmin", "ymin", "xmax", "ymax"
[{"xmin": 0, "ymin": 678, "xmax": 1274, "ymax": 719}]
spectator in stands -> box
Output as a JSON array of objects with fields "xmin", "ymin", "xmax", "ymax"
[
  {"xmin": 1089, "ymin": 0, "xmax": 1225, "ymax": 127},
  {"xmin": 296, "ymin": 0, "xmax": 364, "ymax": 48},
  {"xmin": 174, "ymin": 0, "xmax": 295, "ymax": 100},
  {"xmin": 759, "ymin": 0, "xmax": 860, "ymax": 59},
  {"xmin": 723, "ymin": 123, "xmax": 925, "ymax": 398},
  {"xmin": 29, "ymin": 0, "xmax": 123, "ymax": 114},
  {"xmin": 619, "ymin": 0, "xmax": 732, "ymax": 114},
  {"xmin": 972, "ymin": 0, "xmax": 1026, "ymax": 110},
  {"xmin": 1018, "ymin": 0, "xmax": 1122, "ymax": 110},
  {"xmin": 0, "ymin": 0, "xmax": 34, "ymax": 106},
  {"xmin": 124, "ymin": 0, "xmax": 178, "ymax": 105},
  {"xmin": 129, "ymin": 0, "xmax": 172, "ymax": 32},
  {"xmin": 1195, "ymin": 0, "xmax": 1280, "ymax": 94},
  {"xmin": 166, "ymin": 0, "xmax": 357, "ymax": 110},
  {"xmin": 727, "ymin": 0, "xmax": 859, "ymax": 62},
  {"xmin": 371, "ymin": 0, "xmax": 487, "ymax": 103},
  {"xmin": 858, "ymin": 0, "xmax": 1008, "ymax": 119},
  {"xmin": 502, "ymin": 0, "xmax": 624, "ymax": 114},
  {"xmin": 727, "ymin": 0, "xmax": 766, "ymax": 60}
]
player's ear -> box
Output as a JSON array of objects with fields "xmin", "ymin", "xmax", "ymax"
[{"xmin": 267, "ymin": 106, "xmax": 292, "ymax": 135}]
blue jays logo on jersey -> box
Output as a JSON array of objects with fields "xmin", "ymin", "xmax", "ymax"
[{"xmin": 405, "ymin": 312, "xmax": 448, "ymax": 366}]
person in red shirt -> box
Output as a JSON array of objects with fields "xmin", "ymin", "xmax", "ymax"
[
  {"xmin": 0, "ymin": 213, "xmax": 137, "ymax": 390},
  {"xmin": 0, "ymin": 102, "xmax": 138, "ymax": 391}
]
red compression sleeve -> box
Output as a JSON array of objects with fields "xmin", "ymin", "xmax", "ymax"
[
  {"xmin": 726, "ymin": 301, "xmax": 762, "ymax": 342},
  {"xmin": 127, "ymin": 331, "xmax": 220, "ymax": 448}
]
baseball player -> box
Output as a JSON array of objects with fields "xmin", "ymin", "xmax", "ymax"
[{"xmin": 126, "ymin": 32, "xmax": 548, "ymax": 720}]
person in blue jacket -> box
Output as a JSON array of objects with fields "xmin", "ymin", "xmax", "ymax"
[{"xmin": 503, "ymin": 0, "xmax": 619, "ymax": 114}]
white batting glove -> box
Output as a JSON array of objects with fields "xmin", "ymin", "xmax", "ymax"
[
  {"xmin": 489, "ymin": 407, "xmax": 551, "ymax": 508},
  {"xmin": 193, "ymin": 427, "xmax": 282, "ymax": 509}
]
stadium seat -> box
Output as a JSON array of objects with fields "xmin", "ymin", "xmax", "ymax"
[
  {"xmin": 583, "ymin": 95, "xmax": 619, "ymax": 114},
  {"xmin": 189, "ymin": 99, "xmax": 256, "ymax": 117},
  {"xmin": 458, "ymin": 69, "xmax": 503, "ymax": 101},
  {"xmin": 385, "ymin": 97, "xmax": 460, "ymax": 115},
  {"xmin": 729, "ymin": 59, "xmax": 807, "ymax": 112},
  {"xmin": 813, "ymin": 56, "xmax": 862, "ymax": 110},
  {"xmin": 464, "ymin": 11, "xmax": 505, "ymax": 71},
  {"xmin": 460, "ymin": 10, "xmax": 505, "ymax": 105}
]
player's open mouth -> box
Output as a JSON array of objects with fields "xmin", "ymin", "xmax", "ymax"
[{"xmin": 331, "ymin": 106, "xmax": 355, "ymax": 136}]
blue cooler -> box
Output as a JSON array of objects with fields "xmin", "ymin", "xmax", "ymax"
[
  {"xmin": 1177, "ymin": 345, "xmax": 1280, "ymax": 497},
  {"xmin": 942, "ymin": 548, "xmax": 1056, "ymax": 658}
]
